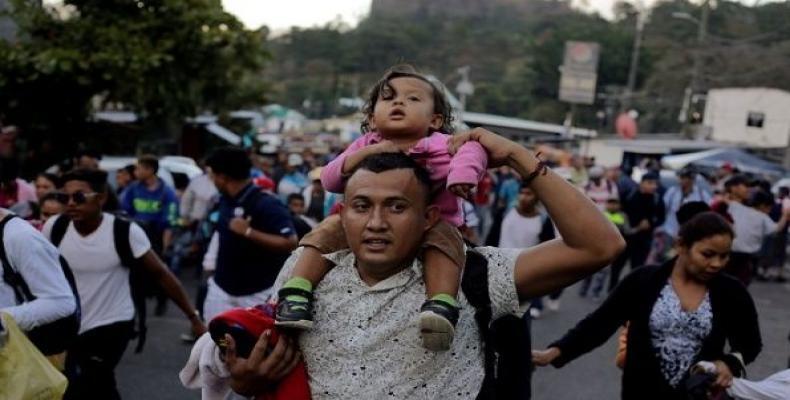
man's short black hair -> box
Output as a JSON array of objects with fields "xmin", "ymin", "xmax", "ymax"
[
  {"xmin": 750, "ymin": 190, "xmax": 775, "ymax": 208},
  {"xmin": 137, "ymin": 155, "xmax": 159, "ymax": 173},
  {"xmin": 724, "ymin": 174, "xmax": 750, "ymax": 190},
  {"xmin": 120, "ymin": 164, "xmax": 136, "ymax": 175},
  {"xmin": 350, "ymin": 153, "xmax": 433, "ymax": 204},
  {"xmin": 62, "ymin": 168, "xmax": 108, "ymax": 193},
  {"xmin": 76, "ymin": 148, "xmax": 102, "ymax": 161},
  {"xmin": 205, "ymin": 146, "xmax": 251, "ymax": 181},
  {"xmin": 287, "ymin": 193, "xmax": 305, "ymax": 203}
]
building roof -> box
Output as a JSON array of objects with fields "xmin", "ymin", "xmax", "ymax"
[
  {"xmin": 604, "ymin": 138, "xmax": 732, "ymax": 155},
  {"xmin": 462, "ymin": 111, "xmax": 597, "ymax": 138}
]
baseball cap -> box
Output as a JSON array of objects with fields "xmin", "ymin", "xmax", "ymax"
[{"xmin": 641, "ymin": 171, "xmax": 659, "ymax": 182}]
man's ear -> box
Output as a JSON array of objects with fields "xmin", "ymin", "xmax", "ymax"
[
  {"xmin": 423, "ymin": 204, "xmax": 441, "ymax": 233},
  {"xmin": 98, "ymin": 189, "xmax": 108, "ymax": 207}
]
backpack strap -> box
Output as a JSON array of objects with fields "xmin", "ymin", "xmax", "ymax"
[
  {"xmin": 50, "ymin": 214, "xmax": 71, "ymax": 247},
  {"xmin": 112, "ymin": 216, "xmax": 147, "ymax": 353},
  {"xmin": 461, "ymin": 248, "xmax": 497, "ymax": 399},
  {"xmin": 113, "ymin": 216, "xmax": 137, "ymax": 268},
  {"xmin": 0, "ymin": 214, "xmax": 34, "ymax": 304}
]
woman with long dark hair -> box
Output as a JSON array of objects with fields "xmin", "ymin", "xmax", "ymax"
[{"xmin": 533, "ymin": 211, "xmax": 762, "ymax": 399}]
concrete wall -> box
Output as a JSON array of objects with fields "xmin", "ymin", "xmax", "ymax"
[{"xmin": 703, "ymin": 87, "xmax": 790, "ymax": 148}]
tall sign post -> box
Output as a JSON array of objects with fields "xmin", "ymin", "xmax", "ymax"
[{"xmin": 559, "ymin": 41, "xmax": 600, "ymax": 143}]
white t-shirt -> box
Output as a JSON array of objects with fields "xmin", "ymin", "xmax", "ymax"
[
  {"xmin": 0, "ymin": 214, "xmax": 76, "ymax": 331},
  {"xmin": 498, "ymin": 208, "xmax": 544, "ymax": 249},
  {"xmin": 43, "ymin": 213, "xmax": 151, "ymax": 333},
  {"xmin": 728, "ymin": 201, "xmax": 777, "ymax": 254}
]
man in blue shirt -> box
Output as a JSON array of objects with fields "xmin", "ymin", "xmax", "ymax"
[
  {"xmin": 650, "ymin": 167, "xmax": 712, "ymax": 264},
  {"xmin": 121, "ymin": 155, "xmax": 179, "ymax": 254},
  {"xmin": 202, "ymin": 147, "xmax": 298, "ymax": 321},
  {"xmin": 122, "ymin": 155, "xmax": 180, "ymax": 315}
]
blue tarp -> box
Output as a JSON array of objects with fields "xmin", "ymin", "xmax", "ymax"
[{"xmin": 664, "ymin": 148, "xmax": 785, "ymax": 177}]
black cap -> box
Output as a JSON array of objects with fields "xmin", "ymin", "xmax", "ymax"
[{"xmin": 641, "ymin": 171, "xmax": 659, "ymax": 182}]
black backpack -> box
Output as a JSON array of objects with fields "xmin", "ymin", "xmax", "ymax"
[
  {"xmin": 0, "ymin": 214, "xmax": 81, "ymax": 356},
  {"xmin": 462, "ymin": 248, "xmax": 532, "ymax": 400},
  {"xmin": 50, "ymin": 214, "xmax": 149, "ymax": 353}
]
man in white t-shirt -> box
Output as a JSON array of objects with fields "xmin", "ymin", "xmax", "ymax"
[
  {"xmin": 724, "ymin": 175, "xmax": 789, "ymax": 286},
  {"xmin": 44, "ymin": 169, "xmax": 207, "ymax": 400},
  {"xmin": 499, "ymin": 184, "xmax": 559, "ymax": 316}
]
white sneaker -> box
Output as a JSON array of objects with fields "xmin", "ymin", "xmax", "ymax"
[
  {"xmin": 546, "ymin": 299, "xmax": 560, "ymax": 312},
  {"xmin": 529, "ymin": 308, "xmax": 542, "ymax": 319}
]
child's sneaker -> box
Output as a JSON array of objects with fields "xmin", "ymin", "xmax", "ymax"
[
  {"xmin": 275, "ymin": 287, "xmax": 314, "ymax": 330},
  {"xmin": 419, "ymin": 299, "xmax": 459, "ymax": 351}
]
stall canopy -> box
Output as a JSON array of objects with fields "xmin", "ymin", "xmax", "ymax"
[{"xmin": 662, "ymin": 148, "xmax": 786, "ymax": 177}]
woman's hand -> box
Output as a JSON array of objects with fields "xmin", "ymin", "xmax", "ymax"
[
  {"xmin": 448, "ymin": 128, "xmax": 532, "ymax": 170},
  {"xmin": 711, "ymin": 360, "xmax": 734, "ymax": 391},
  {"xmin": 224, "ymin": 331, "xmax": 302, "ymax": 396},
  {"xmin": 531, "ymin": 347, "xmax": 561, "ymax": 367}
]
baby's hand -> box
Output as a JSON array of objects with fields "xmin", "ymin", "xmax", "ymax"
[
  {"xmin": 369, "ymin": 140, "xmax": 403, "ymax": 155},
  {"xmin": 449, "ymin": 183, "xmax": 475, "ymax": 201}
]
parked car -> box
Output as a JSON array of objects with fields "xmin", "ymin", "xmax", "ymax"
[{"xmin": 48, "ymin": 155, "xmax": 203, "ymax": 190}]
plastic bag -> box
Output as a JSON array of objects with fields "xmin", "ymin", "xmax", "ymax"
[
  {"xmin": 728, "ymin": 369, "xmax": 790, "ymax": 400},
  {"xmin": 0, "ymin": 313, "xmax": 68, "ymax": 400}
]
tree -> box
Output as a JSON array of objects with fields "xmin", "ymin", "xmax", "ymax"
[{"xmin": 0, "ymin": 0, "xmax": 268, "ymax": 148}]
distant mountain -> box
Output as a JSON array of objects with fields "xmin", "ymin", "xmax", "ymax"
[{"xmin": 370, "ymin": 0, "xmax": 571, "ymax": 19}]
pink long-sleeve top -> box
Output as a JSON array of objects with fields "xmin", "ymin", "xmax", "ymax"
[{"xmin": 321, "ymin": 131, "xmax": 488, "ymax": 227}]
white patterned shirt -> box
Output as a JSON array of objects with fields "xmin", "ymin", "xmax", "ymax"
[
  {"xmin": 649, "ymin": 282, "xmax": 713, "ymax": 388},
  {"xmin": 271, "ymin": 247, "xmax": 523, "ymax": 399}
]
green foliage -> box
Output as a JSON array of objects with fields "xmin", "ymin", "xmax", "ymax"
[{"xmin": 0, "ymin": 0, "xmax": 268, "ymax": 138}]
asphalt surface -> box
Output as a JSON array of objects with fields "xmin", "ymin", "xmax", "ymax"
[{"xmin": 117, "ymin": 267, "xmax": 790, "ymax": 400}]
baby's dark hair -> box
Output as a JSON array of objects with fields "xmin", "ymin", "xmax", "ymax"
[{"xmin": 360, "ymin": 65, "xmax": 454, "ymax": 135}]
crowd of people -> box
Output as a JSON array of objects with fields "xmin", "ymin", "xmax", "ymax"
[{"xmin": 1, "ymin": 65, "xmax": 789, "ymax": 399}]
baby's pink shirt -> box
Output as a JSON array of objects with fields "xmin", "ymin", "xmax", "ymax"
[{"xmin": 321, "ymin": 131, "xmax": 488, "ymax": 227}]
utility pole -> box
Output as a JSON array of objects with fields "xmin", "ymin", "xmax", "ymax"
[
  {"xmin": 677, "ymin": 0, "xmax": 710, "ymax": 136},
  {"xmin": 623, "ymin": 10, "xmax": 646, "ymax": 111}
]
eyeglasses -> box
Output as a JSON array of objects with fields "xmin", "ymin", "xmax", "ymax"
[{"xmin": 55, "ymin": 191, "xmax": 99, "ymax": 205}]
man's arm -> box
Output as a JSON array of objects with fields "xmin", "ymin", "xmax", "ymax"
[
  {"xmin": 180, "ymin": 185, "xmax": 196, "ymax": 221},
  {"xmin": 247, "ymin": 229, "xmax": 299, "ymax": 253},
  {"xmin": 773, "ymin": 207, "xmax": 789, "ymax": 233},
  {"xmin": 139, "ymin": 250, "xmax": 206, "ymax": 336},
  {"xmin": 2, "ymin": 218, "xmax": 76, "ymax": 330},
  {"xmin": 450, "ymin": 128, "xmax": 625, "ymax": 300},
  {"xmin": 228, "ymin": 197, "xmax": 298, "ymax": 253}
]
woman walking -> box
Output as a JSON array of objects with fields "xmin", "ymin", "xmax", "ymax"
[{"xmin": 533, "ymin": 211, "xmax": 762, "ymax": 399}]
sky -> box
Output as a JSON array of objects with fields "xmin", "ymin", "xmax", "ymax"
[
  {"xmin": 222, "ymin": 0, "xmax": 637, "ymax": 31},
  {"xmin": 222, "ymin": 0, "xmax": 372, "ymax": 32}
]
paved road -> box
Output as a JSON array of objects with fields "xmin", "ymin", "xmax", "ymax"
[{"xmin": 117, "ymin": 270, "xmax": 790, "ymax": 399}]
